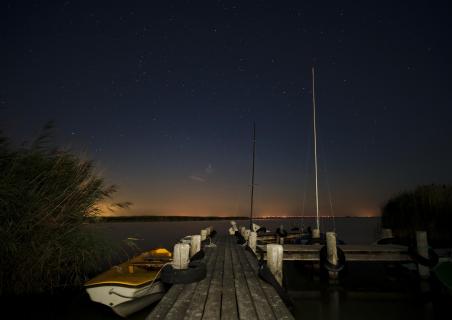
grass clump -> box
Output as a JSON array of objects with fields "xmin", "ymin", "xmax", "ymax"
[
  {"xmin": 0, "ymin": 124, "xmax": 130, "ymax": 295},
  {"xmin": 381, "ymin": 184, "xmax": 452, "ymax": 247}
]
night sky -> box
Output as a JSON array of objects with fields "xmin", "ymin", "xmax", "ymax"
[{"xmin": 1, "ymin": 1, "xmax": 452, "ymax": 217}]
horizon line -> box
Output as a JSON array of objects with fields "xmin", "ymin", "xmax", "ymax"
[{"xmin": 98, "ymin": 214, "xmax": 380, "ymax": 218}]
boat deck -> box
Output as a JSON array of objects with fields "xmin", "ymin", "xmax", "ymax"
[{"xmin": 146, "ymin": 235, "xmax": 294, "ymax": 320}]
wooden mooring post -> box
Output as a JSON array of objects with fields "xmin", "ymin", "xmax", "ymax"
[
  {"xmin": 267, "ymin": 244, "xmax": 283, "ymax": 286},
  {"xmin": 201, "ymin": 229, "xmax": 207, "ymax": 241},
  {"xmin": 381, "ymin": 228, "xmax": 393, "ymax": 239},
  {"xmin": 249, "ymin": 231, "xmax": 257, "ymax": 253},
  {"xmin": 240, "ymin": 226, "xmax": 246, "ymax": 237},
  {"xmin": 416, "ymin": 230, "xmax": 430, "ymax": 278},
  {"xmin": 173, "ymin": 243, "xmax": 190, "ymax": 269},
  {"xmin": 312, "ymin": 228, "xmax": 320, "ymax": 239},
  {"xmin": 326, "ymin": 232, "xmax": 338, "ymax": 280},
  {"xmin": 190, "ymin": 235, "xmax": 201, "ymax": 257},
  {"xmin": 147, "ymin": 235, "xmax": 295, "ymax": 320},
  {"xmin": 244, "ymin": 229, "xmax": 251, "ymax": 241}
]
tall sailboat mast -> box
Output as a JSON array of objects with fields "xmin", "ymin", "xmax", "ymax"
[
  {"xmin": 312, "ymin": 67, "xmax": 320, "ymax": 231},
  {"xmin": 249, "ymin": 122, "xmax": 256, "ymax": 229}
]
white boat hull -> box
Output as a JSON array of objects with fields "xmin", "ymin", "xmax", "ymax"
[{"xmin": 86, "ymin": 281, "xmax": 165, "ymax": 317}]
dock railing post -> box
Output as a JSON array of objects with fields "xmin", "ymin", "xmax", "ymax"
[
  {"xmin": 190, "ymin": 235, "xmax": 201, "ymax": 257},
  {"xmin": 416, "ymin": 231, "xmax": 430, "ymax": 279},
  {"xmin": 201, "ymin": 229, "xmax": 207, "ymax": 241},
  {"xmin": 249, "ymin": 231, "xmax": 257, "ymax": 253},
  {"xmin": 173, "ymin": 243, "xmax": 190, "ymax": 269},
  {"xmin": 267, "ymin": 244, "xmax": 283, "ymax": 286},
  {"xmin": 326, "ymin": 232, "xmax": 338, "ymax": 280}
]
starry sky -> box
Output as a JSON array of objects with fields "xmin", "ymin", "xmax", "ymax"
[{"xmin": 1, "ymin": 1, "xmax": 452, "ymax": 217}]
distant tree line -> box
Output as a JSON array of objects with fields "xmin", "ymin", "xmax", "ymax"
[
  {"xmin": 381, "ymin": 184, "xmax": 452, "ymax": 247},
  {"xmin": 0, "ymin": 124, "xmax": 130, "ymax": 295},
  {"xmin": 91, "ymin": 215, "xmax": 249, "ymax": 222}
]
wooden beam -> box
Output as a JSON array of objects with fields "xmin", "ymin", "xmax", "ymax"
[{"xmin": 257, "ymin": 244, "xmax": 413, "ymax": 262}]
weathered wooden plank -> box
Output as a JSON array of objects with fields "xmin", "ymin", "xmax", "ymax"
[
  {"xmin": 146, "ymin": 284, "xmax": 185, "ymax": 319},
  {"xmin": 164, "ymin": 245, "xmax": 218, "ymax": 320},
  {"xmin": 147, "ymin": 239, "xmax": 217, "ymax": 320},
  {"xmin": 149, "ymin": 235, "xmax": 294, "ymax": 320},
  {"xmin": 243, "ymin": 247, "xmax": 294, "ymax": 320},
  {"xmin": 221, "ymin": 237, "xmax": 238, "ymax": 320},
  {"xmin": 230, "ymin": 238, "xmax": 258, "ymax": 320},
  {"xmin": 165, "ymin": 282, "xmax": 199, "ymax": 320},
  {"xmin": 203, "ymin": 241, "xmax": 225, "ymax": 319},
  {"xmin": 184, "ymin": 240, "xmax": 220, "ymax": 320},
  {"xmin": 235, "ymin": 244, "xmax": 276, "ymax": 320}
]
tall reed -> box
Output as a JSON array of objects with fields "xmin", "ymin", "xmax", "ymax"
[
  {"xmin": 381, "ymin": 184, "xmax": 452, "ymax": 247},
  {"xmin": 0, "ymin": 124, "xmax": 130, "ymax": 294}
]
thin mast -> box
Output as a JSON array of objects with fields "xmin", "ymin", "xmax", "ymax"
[
  {"xmin": 312, "ymin": 67, "xmax": 320, "ymax": 231},
  {"xmin": 249, "ymin": 122, "xmax": 256, "ymax": 230}
]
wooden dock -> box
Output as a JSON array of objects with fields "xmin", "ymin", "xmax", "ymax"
[
  {"xmin": 256, "ymin": 244, "xmax": 413, "ymax": 262},
  {"xmin": 147, "ymin": 235, "xmax": 294, "ymax": 320}
]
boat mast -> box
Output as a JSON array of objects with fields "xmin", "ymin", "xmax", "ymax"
[
  {"xmin": 312, "ymin": 67, "xmax": 320, "ymax": 231},
  {"xmin": 249, "ymin": 122, "xmax": 256, "ymax": 230}
]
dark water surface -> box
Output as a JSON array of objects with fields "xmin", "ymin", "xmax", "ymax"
[
  {"xmin": 7, "ymin": 218, "xmax": 448, "ymax": 319},
  {"xmin": 94, "ymin": 217, "xmax": 381, "ymax": 255}
]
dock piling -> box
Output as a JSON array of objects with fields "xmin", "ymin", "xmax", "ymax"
[
  {"xmin": 381, "ymin": 228, "xmax": 393, "ymax": 239},
  {"xmin": 173, "ymin": 243, "xmax": 190, "ymax": 269},
  {"xmin": 190, "ymin": 235, "xmax": 201, "ymax": 257},
  {"xmin": 244, "ymin": 229, "xmax": 251, "ymax": 241},
  {"xmin": 240, "ymin": 226, "xmax": 246, "ymax": 237},
  {"xmin": 416, "ymin": 231, "xmax": 430, "ymax": 278},
  {"xmin": 312, "ymin": 228, "xmax": 320, "ymax": 239},
  {"xmin": 249, "ymin": 231, "xmax": 257, "ymax": 253},
  {"xmin": 201, "ymin": 229, "xmax": 207, "ymax": 241},
  {"xmin": 326, "ymin": 232, "xmax": 338, "ymax": 280},
  {"xmin": 267, "ymin": 244, "xmax": 283, "ymax": 286}
]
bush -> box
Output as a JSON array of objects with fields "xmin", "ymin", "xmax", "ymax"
[
  {"xmin": 0, "ymin": 124, "xmax": 130, "ymax": 294},
  {"xmin": 381, "ymin": 184, "xmax": 452, "ymax": 247}
]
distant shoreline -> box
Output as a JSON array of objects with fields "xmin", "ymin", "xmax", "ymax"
[
  {"xmin": 88, "ymin": 215, "xmax": 250, "ymax": 222},
  {"xmin": 87, "ymin": 215, "xmax": 378, "ymax": 222}
]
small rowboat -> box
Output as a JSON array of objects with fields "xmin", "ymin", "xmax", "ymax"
[{"xmin": 84, "ymin": 248, "xmax": 172, "ymax": 317}]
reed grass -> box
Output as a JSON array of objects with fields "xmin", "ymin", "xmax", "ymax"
[
  {"xmin": 0, "ymin": 124, "xmax": 131, "ymax": 295},
  {"xmin": 381, "ymin": 184, "xmax": 452, "ymax": 247}
]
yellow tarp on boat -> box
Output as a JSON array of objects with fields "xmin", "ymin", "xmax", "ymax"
[{"xmin": 84, "ymin": 248, "xmax": 171, "ymax": 287}]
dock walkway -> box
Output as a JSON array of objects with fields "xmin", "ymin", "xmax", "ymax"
[{"xmin": 147, "ymin": 235, "xmax": 294, "ymax": 320}]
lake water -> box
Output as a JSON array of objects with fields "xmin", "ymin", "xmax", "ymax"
[
  {"xmin": 12, "ymin": 218, "xmax": 446, "ymax": 319},
  {"xmin": 94, "ymin": 217, "xmax": 381, "ymax": 255}
]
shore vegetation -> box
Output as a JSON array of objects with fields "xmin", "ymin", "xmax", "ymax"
[
  {"xmin": 0, "ymin": 124, "xmax": 130, "ymax": 295},
  {"xmin": 381, "ymin": 184, "xmax": 452, "ymax": 247}
]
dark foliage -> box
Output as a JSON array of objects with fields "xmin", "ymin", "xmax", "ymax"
[
  {"xmin": 0, "ymin": 124, "xmax": 130, "ymax": 294},
  {"xmin": 381, "ymin": 185, "xmax": 452, "ymax": 247}
]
